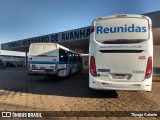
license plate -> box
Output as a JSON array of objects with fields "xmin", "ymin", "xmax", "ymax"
[{"xmin": 115, "ymin": 74, "xmax": 125, "ymax": 79}]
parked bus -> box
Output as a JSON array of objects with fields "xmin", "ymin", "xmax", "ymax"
[
  {"xmin": 28, "ymin": 43, "xmax": 81, "ymax": 77},
  {"xmin": 89, "ymin": 14, "xmax": 153, "ymax": 91}
]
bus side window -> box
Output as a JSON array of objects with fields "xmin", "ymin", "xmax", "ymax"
[
  {"xmin": 65, "ymin": 51, "xmax": 68, "ymax": 63},
  {"xmin": 69, "ymin": 53, "xmax": 74, "ymax": 63},
  {"xmin": 68, "ymin": 52, "xmax": 71, "ymax": 63},
  {"xmin": 73, "ymin": 54, "xmax": 76, "ymax": 63},
  {"xmin": 70, "ymin": 53, "xmax": 73, "ymax": 63},
  {"xmin": 59, "ymin": 49, "xmax": 68, "ymax": 63},
  {"xmin": 74, "ymin": 54, "xmax": 77, "ymax": 63}
]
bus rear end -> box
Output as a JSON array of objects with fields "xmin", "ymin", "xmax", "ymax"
[
  {"xmin": 28, "ymin": 43, "xmax": 59, "ymax": 76},
  {"xmin": 89, "ymin": 14, "xmax": 153, "ymax": 91}
]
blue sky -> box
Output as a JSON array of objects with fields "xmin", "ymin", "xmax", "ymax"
[{"xmin": 0, "ymin": 0, "xmax": 160, "ymax": 45}]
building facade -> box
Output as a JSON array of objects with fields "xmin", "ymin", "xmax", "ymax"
[{"xmin": 0, "ymin": 50, "xmax": 25, "ymax": 68}]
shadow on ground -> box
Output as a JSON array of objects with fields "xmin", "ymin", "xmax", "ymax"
[{"xmin": 0, "ymin": 70, "xmax": 118, "ymax": 98}]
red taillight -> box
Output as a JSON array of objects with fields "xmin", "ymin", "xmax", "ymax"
[
  {"xmin": 145, "ymin": 57, "xmax": 152, "ymax": 79},
  {"xmin": 90, "ymin": 56, "xmax": 97, "ymax": 76}
]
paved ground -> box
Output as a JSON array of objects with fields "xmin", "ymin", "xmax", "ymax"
[{"xmin": 0, "ymin": 69, "xmax": 159, "ymax": 120}]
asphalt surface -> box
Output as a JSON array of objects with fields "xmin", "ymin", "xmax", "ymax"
[{"xmin": 0, "ymin": 69, "xmax": 159, "ymax": 120}]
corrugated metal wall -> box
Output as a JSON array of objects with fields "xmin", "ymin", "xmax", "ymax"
[{"xmin": 144, "ymin": 11, "xmax": 160, "ymax": 28}]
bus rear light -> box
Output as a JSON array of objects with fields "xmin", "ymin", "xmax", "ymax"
[
  {"xmin": 116, "ymin": 15, "xmax": 127, "ymax": 18},
  {"xmin": 145, "ymin": 57, "xmax": 152, "ymax": 79},
  {"xmin": 97, "ymin": 18, "xmax": 102, "ymax": 20},
  {"xmin": 141, "ymin": 15, "xmax": 147, "ymax": 18},
  {"xmin": 90, "ymin": 56, "xmax": 97, "ymax": 76}
]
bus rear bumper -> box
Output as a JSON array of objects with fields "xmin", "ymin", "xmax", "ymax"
[
  {"xmin": 89, "ymin": 76, "xmax": 152, "ymax": 91},
  {"xmin": 28, "ymin": 70, "xmax": 57, "ymax": 76}
]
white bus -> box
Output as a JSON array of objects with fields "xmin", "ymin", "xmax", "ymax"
[
  {"xmin": 89, "ymin": 14, "xmax": 153, "ymax": 91},
  {"xmin": 28, "ymin": 43, "xmax": 81, "ymax": 77}
]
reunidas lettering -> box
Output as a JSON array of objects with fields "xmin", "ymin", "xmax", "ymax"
[{"xmin": 96, "ymin": 24, "xmax": 147, "ymax": 34}]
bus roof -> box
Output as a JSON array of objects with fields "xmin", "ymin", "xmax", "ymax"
[
  {"xmin": 94, "ymin": 14, "xmax": 151, "ymax": 23},
  {"xmin": 30, "ymin": 43, "xmax": 77, "ymax": 54}
]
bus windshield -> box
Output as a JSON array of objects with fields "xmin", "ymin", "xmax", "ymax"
[{"xmin": 95, "ymin": 18, "xmax": 149, "ymax": 43}]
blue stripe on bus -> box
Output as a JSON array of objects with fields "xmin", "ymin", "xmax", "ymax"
[{"xmin": 28, "ymin": 61, "xmax": 66, "ymax": 64}]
